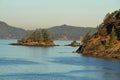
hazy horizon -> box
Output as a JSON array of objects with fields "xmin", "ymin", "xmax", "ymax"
[{"xmin": 0, "ymin": 0, "xmax": 120, "ymax": 30}]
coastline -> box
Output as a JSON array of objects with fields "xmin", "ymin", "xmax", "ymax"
[{"xmin": 10, "ymin": 42, "xmax": 59, "ymax": 47}]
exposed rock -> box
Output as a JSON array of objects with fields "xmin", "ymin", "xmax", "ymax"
[
  {"xmin": 76, "ymin": 9, "xmax": 120, "ymax": 59},
  {"xmin": 65, "ymin": 40, "xmax": 81, "ymax": 47}
]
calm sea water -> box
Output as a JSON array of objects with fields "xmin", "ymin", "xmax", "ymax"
[{"xmin": 0, "ymin": 40, "xmax": 120, "ymax": 80}]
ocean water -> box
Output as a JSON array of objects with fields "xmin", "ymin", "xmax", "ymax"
[{"xmin": 0, "ymin": 40, "xmax": 120, "ymax": 80}]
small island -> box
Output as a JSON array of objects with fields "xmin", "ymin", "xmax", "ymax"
[
  {"xmin": 65, "ymin": 40, "xmax": 81, "ymax": 47},
  {"xmin": 76, "ymin": 9, "xmax": 120, "ymax": 59},
  {"xmin": 11, "ymin": 29, "xmax": 56, "ymax": 46}
]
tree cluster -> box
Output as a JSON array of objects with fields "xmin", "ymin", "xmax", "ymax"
[{"xmin": 18, "ymin": 29, "xmax": 53, "ymax": 44}]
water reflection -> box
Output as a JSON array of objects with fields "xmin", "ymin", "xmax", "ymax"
[{"xmin": 25, "ymin": 47, "xmax": 52, "ymax": 57}]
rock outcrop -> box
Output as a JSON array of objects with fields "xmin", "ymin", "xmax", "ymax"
[
  {"xmin": 65, "ymin": 40, "xmax": 81, "ymax": 47},
  {"xmin": 76, "ymin": 9, "xmax": 120, "ymax": 59}
]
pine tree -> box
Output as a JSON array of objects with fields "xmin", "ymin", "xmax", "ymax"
[
  {"xmin": 18, "ymin": 29, "xmax": 53, "ymax": 44},
  {"xmin": 109, "ymin": 26, "xmax": 116, "ymax": 48},
  {"xmin": 41, "ymin": 29, "xmax": 53, "ymax": 43},
  {"xmin": 39, "ymin": 32, "xmax": 44, "ymax": 42},
  {"xmin": 82, "ymin": 32, "xmax": 91, "ymax": 43}
]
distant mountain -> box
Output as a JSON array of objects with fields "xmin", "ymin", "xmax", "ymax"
[
  {"xmin": 48, "ymin": 24, "xmax": 96, "ymax": 40},
  {"xmin": 0, "ymin": 21, "xmax": 96, "ymax": 40},
  {"xmin": 0, "ymin": 21, "xmax": 28, "ymax": 39}
]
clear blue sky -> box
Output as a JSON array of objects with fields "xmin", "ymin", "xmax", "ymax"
[{"xmin": 0, "ymin": 0, "xmax": 120, "ymax": 29}]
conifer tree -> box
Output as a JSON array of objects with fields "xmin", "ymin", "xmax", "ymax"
[
  {"xmin": 82, "ymin": 32, "xmax": 91, "ymax": 43},
  {"xmin": 109, "ymin": 26, "xmax": 116, "ymax": 47},
  {"xmin": 41, "ymin": 29, "xmax": 52, "ymax": 43}
]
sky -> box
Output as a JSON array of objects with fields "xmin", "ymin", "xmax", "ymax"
[{"xmin": 0, "ymin": 0, "xmax": 120, "ymax": 30}]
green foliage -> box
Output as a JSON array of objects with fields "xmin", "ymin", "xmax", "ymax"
[
  {"xmin": 18, "ymin": 29, "xmax": 53, "ymax": 44},
  {"xmin": 70, "ymin": 40, "xmax": 80, "ymax": 46},
  {"xmin": 41, "ymin": 29, "xmax": 49, "ymax": 41},
  {"xmin": 34, "ymin": 30, "xmax": 41, "ymax": 42},
  {"xmin": 17, "ymin": 38, "xmax": 26, "ymax": 43},
  {"xmin": 82, "ymin": 32, "xmax": 91, "ymax": 43},
  {"xmin": 104, "ymin": 13, "xmax": 111, "ymax": 21},
  {"xmin": 109, "ymin": 26, "xmax": 116, "ymax": 48},
  {"xmin": 100, "ymin": 27, "xmax": 107, "ymax": 36},
  {"xmin": 72, "ymin": 40, "xmax": 77, "ymax": 43},
  {"xmin": 97, "ymin": 23, "xmax": 107, "ymax": 36},
  {"xmin": 71, "ymin": 40, "xmax": 76, "ymax": 45},
  {"xmin": 111, "ymin": 9, "xmax": 120, "ymax": 16}
]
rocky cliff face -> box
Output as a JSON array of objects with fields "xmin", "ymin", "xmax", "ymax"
[{"xmin": 76, "ymin": 9, "xmax": 120, "ymax": 59}]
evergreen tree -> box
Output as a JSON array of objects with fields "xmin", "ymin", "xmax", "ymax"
[
  {"xmin": 39, "ymin": 32, "xmax": 44, "ymax": 42},
  {"xmin": 18, "ymin": 29, "xmax": 53, "ymax": 44},
  {"xmin": 41, "ymin": 29, "xmax": 52, "ymax": 43},
  {"xmin": 34, "ymin": 30, "xmax": 41, "ymax": 42},
  {"xmin": 82, "ymin": 32, "xmax": 91, "ymax": 43},
  {"xmin": 109, "ymin": 26, "xmax": 116, "ymax": 48}
]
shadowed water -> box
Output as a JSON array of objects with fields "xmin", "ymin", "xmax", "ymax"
[{"xmin": 0, "ymin": 40, "xmax": 120, "ymax": 80}]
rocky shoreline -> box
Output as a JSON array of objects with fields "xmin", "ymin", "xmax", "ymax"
[
  {"xmin": 65, "ymin": 40, "xmax": 81, "ymax": 47},
  {"xmin": 10, "ymin": 29, "xmax": 58, "ymax": 47},
  {"xmin": 76, "ymin": 44, "xmax": 120, "ymax": 60},
  {"xmin": 10, "ymin": 42, "xmax": 58, "ymax": 47},
  {"xmin": 76, "ymin": 9, "xmax": 120, "ymax": 60}
]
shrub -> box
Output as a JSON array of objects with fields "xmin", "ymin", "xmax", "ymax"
[
  {"xmin": 109, "ymin": 26, "xmax": 116, "ymax": 48},
  {"xmin": 82, "ymin": 32, "xmax": 91, "ymax": 43}
]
